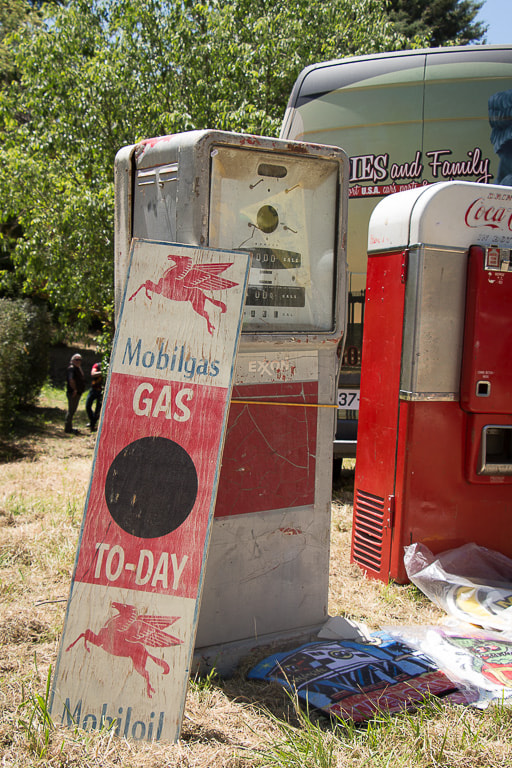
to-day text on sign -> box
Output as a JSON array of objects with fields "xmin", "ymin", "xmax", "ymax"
[{"xmin": 50, "ymin": 240, "xmax": 250, "ymax": 742}]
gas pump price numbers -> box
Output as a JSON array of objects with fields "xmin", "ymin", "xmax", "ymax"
[
  {"xmin": 250, "ymin": 247, "xmax": 302, "ymax": 270},
  {"xmin": 246, "ymin": 285, "xmax": 305, "ymax": 308},
  {"xmin": 244, "ymin": 247, "xmax": 306, "ymax": 308}
]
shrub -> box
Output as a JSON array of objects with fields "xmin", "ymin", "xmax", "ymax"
[{"xmin": 0, "ymin": 298, "xmax": 50, "ymax": 430}]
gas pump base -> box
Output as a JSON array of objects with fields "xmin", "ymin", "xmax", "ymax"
[{"xmin": 192, "ymin": 622, "xmax": 327, "ymax": 677}]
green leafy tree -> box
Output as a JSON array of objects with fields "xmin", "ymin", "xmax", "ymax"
[
  {"xmin": 386, "ymin": 0, "xmax": 487, "ymax": 46},
  {"xmin": 0, "ymin": 297, "xmax": 50, "ymax": 430},
  {"xmin": 0, "ymin": 0, "xmax": 41, "ymax": 271},
  {"xmin": 0, "ymin": 0, "xmax": 35, "ymax": 85},
  {"xmin": 0, "ymin": 0, "xmax": 407, "ymax": 335}
]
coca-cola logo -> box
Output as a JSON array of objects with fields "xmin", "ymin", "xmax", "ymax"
[{"xmin": 465, "ymin": 198, "xmax": 512, "ymax": 230}]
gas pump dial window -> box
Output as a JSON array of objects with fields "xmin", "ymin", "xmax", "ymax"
[{"xmin": 208, "ymin": 146, "xmax": 338, "ymax": 333}]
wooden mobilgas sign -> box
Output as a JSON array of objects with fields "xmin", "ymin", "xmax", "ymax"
[{"xmin": 50, "ymin": 240, "xmax": 250, "ymax": 742}]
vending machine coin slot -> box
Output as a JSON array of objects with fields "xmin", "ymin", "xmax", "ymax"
[{"xmin": 476, "ymin": 380, "xmax": 491, "ymax": 397}]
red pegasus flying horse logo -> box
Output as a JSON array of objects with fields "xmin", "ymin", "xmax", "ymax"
[
  {"xmin": 129, "ymin": 254, "xmax": 239, "ymax": 335},
  {"xmin": 66, "ymin": 602, "xmax": 182, "ymax": 698}
]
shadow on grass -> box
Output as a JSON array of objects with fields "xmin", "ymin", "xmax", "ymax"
[
  {"xmin": 332, "ymin": 463, "xmax": 355, "ymax": 504},
  {"xmin": 0, "ymin": 402, "xmax": 67, "ymax": 464}
]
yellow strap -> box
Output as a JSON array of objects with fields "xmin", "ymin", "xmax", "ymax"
[{"xmin": 231, "ymin": 399, "xmax": 338, "ymax": 409}]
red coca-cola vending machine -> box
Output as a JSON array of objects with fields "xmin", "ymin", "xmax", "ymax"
[{"xmin": 352, "ymin": 181, "xmax": 512, "ymax": 584}]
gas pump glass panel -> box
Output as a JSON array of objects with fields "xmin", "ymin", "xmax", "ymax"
[{"xmin": 208, "ymin": 146, "xmax": 338, "ymax": 333}]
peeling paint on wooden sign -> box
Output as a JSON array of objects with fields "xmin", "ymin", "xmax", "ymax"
[{"xmin": 50, "ymin": 240, "xmax": 250, "ymax": 742}]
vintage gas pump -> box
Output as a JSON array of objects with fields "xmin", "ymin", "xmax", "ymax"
[
  {"xmin": 352, "ymin": 181, "xmax": 512, "ymax": 584},
  {"xmin": 115, "ymin": 131, "xmax": 348, "ymax": 662}
]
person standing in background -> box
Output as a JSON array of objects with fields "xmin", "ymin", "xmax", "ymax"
[
  {"xmin": 65, "ymin": 353, "xmax": 85, "ymax": 434},
  {"xmin": 86, "ymin": 362, "xmax": 103, "ymax": 432}
]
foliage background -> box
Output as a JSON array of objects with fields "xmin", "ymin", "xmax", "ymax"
[
  {"xmin": 0, "ymin": 297, "xmax": 50, "ymax": 429},
  {"xmin": 0, "ymin": 0, "xmax": 485, "ymax": 338}
]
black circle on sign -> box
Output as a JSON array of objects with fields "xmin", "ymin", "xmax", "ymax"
[{"xmin": 105, "ymin": 437, "xmax": 198, "ymax": 538}]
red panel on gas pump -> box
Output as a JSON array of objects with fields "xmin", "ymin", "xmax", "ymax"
[{"xmin": 215, "ymin": 381, "xmax": 318, "ymax": 517}]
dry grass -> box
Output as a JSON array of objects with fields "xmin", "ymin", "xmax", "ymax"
[
  {"xmin": 329, "ymin": 475, "xmax": 443, "ymax": 630},
  {"xmin": 1, "ymin": 383, "xmax": 511, "ymax": 767}
]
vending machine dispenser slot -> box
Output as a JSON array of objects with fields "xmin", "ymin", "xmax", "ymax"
[{"xmin": 479, "ymin": 425, "xmax": 512, "ymax": 475}]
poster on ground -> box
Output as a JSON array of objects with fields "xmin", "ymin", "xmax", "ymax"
[{"xmin": 248, "ymin": 635, "xmax": 471, "ymax": 721}]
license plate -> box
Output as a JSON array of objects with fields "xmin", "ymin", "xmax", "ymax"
[{"xmin": 337, "ymin": 389, "xmax": 360, "ymax": 410}]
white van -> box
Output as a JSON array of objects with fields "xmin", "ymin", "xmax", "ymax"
[{"xmin": 280, "ymin": 45, "xmax": 512, "ymax": 464}]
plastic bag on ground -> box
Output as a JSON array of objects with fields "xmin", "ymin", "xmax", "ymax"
[{"xmin": 404, "ymin": 542, "xmax": 512, "ymax": 631}]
